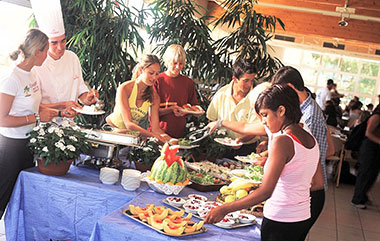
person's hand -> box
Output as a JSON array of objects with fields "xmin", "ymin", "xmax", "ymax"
[
  {"xmin": 206, "ymin": 121, "xmax": 218, "ymax": 135},
  {"xmin": 252, "ymin": 156, "xmax": 267, "ymax": 167},
  {"xmin": 256, "ymin": 140, "xmax": 268, "ymax": 153},
  {"xmin": 173, "ymin": 106, "xmax": 186, "ymax": 117},
  {"xmin": 61, "ymin": 107, "xmax": 77, "ymax": 118},
  {"xmin": 85, "ymin": 89, "xmax": 99, "ymax": 105},
  {"xmin": 153, "ymin": 133, "xmax": 168, "ymax": 144},
  {"xmin": 64, "ymin": 101, "xmax": 82, "ymax": 109},
  {"xmin": 39, "ymin": 108, "xmax": 57, "ymax": 122},
  {"xmin": 204, "ymin": 205, "xmax": 228, "ymax": 224},
  {"xmin": 159, "ymin": 133, "xmax": 172, "ymax": 143}
]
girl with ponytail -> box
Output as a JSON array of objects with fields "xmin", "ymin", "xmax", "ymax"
[
  {"xmin": 0, "ymin": 28, "xmax": 64, "ymax": 219},
  {"xmin": 107, "ymin": 54, "xmax": 171, "ymax": 143}
]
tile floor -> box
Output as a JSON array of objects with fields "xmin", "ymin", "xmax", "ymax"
[{"xmin": 0, "ymin": 175, "xmax": 379, "ymax": 241}]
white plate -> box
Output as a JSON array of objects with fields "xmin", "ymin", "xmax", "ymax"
[
  {"xmin": 72, "ymin": 106, "xmax": 105, "ymax": 115},
  {"xmin": 234, "ymin": 156, "xmax": 255, "ymax": 163},
  {"xmin": 214, "ymin": 138, "xmax": 243, "ymax": 147},
  {"xmin": 181, "ymin": 109, "xmax": 205, "ymax": 115},
  {"xmin": 230, "ymin": 169, "xmax": 262, "ymax": 184}
]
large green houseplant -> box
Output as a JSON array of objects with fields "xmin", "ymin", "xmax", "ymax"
[{"xmin": 60, "ymin": 0, "xmax": 145, "ymax": 127}]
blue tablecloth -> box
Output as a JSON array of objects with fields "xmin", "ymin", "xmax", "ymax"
[
  {"xmin": 90, "ymin": 187, "xmax": 262, "ymax": 241},
  {"xmin": 4, "ymin": 166, "xmax": 149, "ymax": 241}
]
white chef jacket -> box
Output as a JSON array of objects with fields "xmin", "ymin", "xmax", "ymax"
[
  {"xmin": 0, "ymin": 66, "xmax": 41, "ymax": 139},
  {"xmin": 32, "ymin": 50, "xmax": 89, "ymax": 104}
]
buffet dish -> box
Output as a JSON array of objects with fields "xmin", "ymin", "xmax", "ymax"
[
  {"xmin": 123, "ymin": 204, "xmax": 206, "ymax": 236},
  {"xmin": 162, "ymin": 195, "xmax": 256, "ymax": 229}
]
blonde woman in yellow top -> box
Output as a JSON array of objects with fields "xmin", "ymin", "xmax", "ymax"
[{"xmin": 106, "ymin": 54, "xmax": 171, "ymax": 143}]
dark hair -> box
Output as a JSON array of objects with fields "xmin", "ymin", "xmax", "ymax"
[
  {"xmin": 351, "ymin": 101, "xmax": 363, "ymax": 110},
  {"xmin": 232, "ymin": 58, "xmax": 257, "ymax": 79},
  {"xmin": 255, "ymin": 84, "xmax": 302, "ymax": 124},
  {"xmin": 327, "ymin": 79, "xmax": 334, "ymax": 85},
  {"xmin": 271, "ymin": 66, "xmax": 305, "ymax": 91}
]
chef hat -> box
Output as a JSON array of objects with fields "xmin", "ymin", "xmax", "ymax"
[{"xmin": 30, "ymin": 0, "xmax": 65, "ymax": 38}]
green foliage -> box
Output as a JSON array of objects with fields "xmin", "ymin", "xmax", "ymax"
[
  {"xmin": 60, "ymin": 0, "xmax": 145, "ymax": 126},
  {"xmin": 127, "ymin": 137, "xmax": 161, "ymax": 166},
  {"xmin": 27, "ymin": 119, "xmax": 91, "ymax": 166}
]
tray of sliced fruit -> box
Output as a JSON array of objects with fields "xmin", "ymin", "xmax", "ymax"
[
  {"xmin": 162, "ymin": 194, "xmax": 256, "ymax": 229},
  {"xmin": 123, "ymin": 204, "xmax": 206, "ymax": 236}
]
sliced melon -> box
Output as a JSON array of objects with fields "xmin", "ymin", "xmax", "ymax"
[
  {"xmin": 184, "ymin": 222, "xmax": 197, "ymax": 233},
  {"xmin": 165, "ymin": 218, "xmax": 187, "ymax": 227},
  {"xmin": 168, "ymin": 209, "xmax": 184, "ymax": 216},
  {"xmin": 150, "ymin": 217, "xmax": 164, "ymax": 230},
  {"xmin": 129, "ymin": 205, "xmax": 137, "ymax": 215},
  {"xmin": 154, "ymin": 206, "xmax": 166, "ymax": 215},
  {"xmin": 154, "ymin": 208, "xmax": 168, "ymax": 220},
  {"xmin": 163, "ymin": 220, "xmax": 185, "ymax": 236},
  {"xmin": 182, "ymin": 213, "xmax": 192, "ymax": 221},
  {"xmin": 196, "ymin": 220, "xmax": 204, "ymax": 231}
]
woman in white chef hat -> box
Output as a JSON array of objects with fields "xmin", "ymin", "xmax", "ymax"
[
  {"xmin": 0, "ymin": 28, "xmax": 65, "ymax": 219},
  {"xmin": 30, "ymin": 0, "xmax": 99, "ymax": 118}
]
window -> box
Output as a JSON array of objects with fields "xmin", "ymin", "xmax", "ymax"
[{"xmin": 280, "ymin": 47, "xmax": 380, "ymax": 106}]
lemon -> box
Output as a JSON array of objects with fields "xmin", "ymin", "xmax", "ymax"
[
  {"xmin": 225, "ymin": 195, "xmax": 236, "ymax": 203},
  {"xmin": 236, "ymin": 189, "xmax": 248, "ymax": 199}
]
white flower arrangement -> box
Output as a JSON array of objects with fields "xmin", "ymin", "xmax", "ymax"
[
  {"xmin": 127, "ymin": 137, "xmax": 161, "ymax": 166},
  {"xmin": 27, "ymin": 119, "xmax": 91, "ymax": 166}
]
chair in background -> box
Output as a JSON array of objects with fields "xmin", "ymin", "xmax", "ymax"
[{"xmin": 327, "ymin": 126, "xmax": 346, "ymax": 188}]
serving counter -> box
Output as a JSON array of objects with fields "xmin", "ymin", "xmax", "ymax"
[{"xmin": 4, "ymin": 166, "xmax": 261, "ymax": 241}]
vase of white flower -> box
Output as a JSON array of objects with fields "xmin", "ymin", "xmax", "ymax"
[
  {"xmin": 127, "ymin": 137, "xmax": 161, "ymax": 172},
  {"xmin": 28, "ymin": 119, "xmax": 91, "ymax": 176}
]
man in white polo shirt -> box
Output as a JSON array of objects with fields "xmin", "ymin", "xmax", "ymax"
[
  {"xmin": 30, "ymin": 0, "xmax": 97, "ymax": 117},
  {"xmin": 316, "ymin": 79, "xmax": 334, "ymax": 111}
]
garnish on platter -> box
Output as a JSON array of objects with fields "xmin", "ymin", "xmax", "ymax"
[
  {"xmin": 235, "ymin": 152, "xmax": 262, "ymax": 163},
  {"xmin": 145, "ymin": 143, "xmax": 189, "ymax": 195},
  {"xmin": 123, "ymin": 204, "xmax": 206, "ymax": 236}
]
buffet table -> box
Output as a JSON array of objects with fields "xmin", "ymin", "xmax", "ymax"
[
  {"xmin": 4, "ymin": 166, "xmax": 149, "ymax": 241},
  {"xmin": 89, "ymin": 188, "xmax": 262, "ymax": 241},
  {"xmin": 5, "ymin": 166, "xmax": 262, "ymax": 241}
]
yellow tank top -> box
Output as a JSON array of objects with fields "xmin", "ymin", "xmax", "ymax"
[{"xmin": 108, "ymin": 81, "xmax": 151, "ymax": 135}]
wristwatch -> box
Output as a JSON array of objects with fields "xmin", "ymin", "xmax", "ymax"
[
  {"xmin": 216, "ymin": 120, "xmax": 223, "ymax": 128},
  {"xmin": 58, "ymin": 109, "xmax": 62, "ymax": 117},
  {"xmin": 34, "ymin": 113, "xmax": 40, "ymax": 126}
]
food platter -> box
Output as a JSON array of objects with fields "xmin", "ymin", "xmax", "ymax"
[
  {"xmin": 230, "ymin": 168, "xmax": 263, "ymax": 184},
  {"xmin": 122, "ymin": 209, "xmax": 207, "ymax": 237},
  {"xmin": 214, "ymin": 137, "xmax": 243, "ymax": 147},
  {"xmin": 234, "ymin": 152, "xmax": 261, "ymax": 164},
  {"xmin": 163, "ymin": 198, "xmax": 256, "ymax": 229},
  {"xmin": 181, "ymin": 104, "xmax": 205, "ymax": 115},
  {"xmin": 171, "ymin": 144, "xmax": 200, "ymax": 150},
  {"xmin": 72, "ymin": 106, "xmax": 105, "ymax": 115}
]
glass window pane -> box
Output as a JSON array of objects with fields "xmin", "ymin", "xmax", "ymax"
[
  {"xmin": 299, "ymin": 68, "xmax": 318, "ymax": 86},
  {"xmin": 358, "ymin": 97, "xmax": 372, "ymax": 106},
  {"xmin": 341, "ymin": 58, "xmax": 359, "ymax": 73},
  {"xmin": 317, "ymin": 71, "xmax": 338, "ymax": 87},
  {"xmin": 357, "ymin": 78, "xmax": 376, "ymax": 95},
  {"xmin": 303, "ymin": 51, "xmax": 320, "ymax": 67},
  {"xmin": 322, "ymin": 55, "xmax": 339, "ymax": 69},
  {"xmin": 360, "ymin": 62, "xmax": 379, "ymax": 77},
  {"xmin": 338, "ymin": 74, "xmax": 356, "ymax": 92},
  {"xmin": 282, "ymin": 48, "xmax": 302, "ymax": 65}
]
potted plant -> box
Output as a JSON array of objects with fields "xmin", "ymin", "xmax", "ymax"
[
  {"xmin": 127, "ymin": 137, "xmax": 161, "ymax": 172},
  {"xmin": 28, "ymin": 119, "xmax": 91, "ymax": 176}
]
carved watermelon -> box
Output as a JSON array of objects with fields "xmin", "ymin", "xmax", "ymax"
[{"xmin": 150, "ymin": 143, "xmax": 188, "ymax": 185}]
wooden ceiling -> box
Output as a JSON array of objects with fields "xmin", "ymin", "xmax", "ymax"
[{"xmin": 207, "ymin": 0, "xmax": 380, "ymax": 56}]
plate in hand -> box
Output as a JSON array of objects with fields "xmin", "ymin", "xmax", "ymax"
[
  {"xmin": 214, "ymin": 137, "xmax": 243, "ymax": 147},
  {"xmin": 72, "ymin": 106, "xmax": 105, "ymax": 115}
]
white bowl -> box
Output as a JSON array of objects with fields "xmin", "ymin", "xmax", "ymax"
[
  {"xmin": 166, "ymin": 196, "xmax": 185, "ymax": 207},
  {"xmin": 215, "ymin": 218, "xmax": 235, "ymax": 228},
  {"xmin": 183, "ymin": 203, "xmax": 201, "ymax": 214},
  {"xmin": 188, "ymin": 194, "xmax": 207, "ymax": 202},
  {"xmin": 121, "ymin": 169, "xmax": 141, "ymax": 191},
  {"xmin": 238, "ymin": 213, "xmax": 256, "ymax": 224},
  {"xmin": 99, "ymin": 167, "xmax": 119, "ymax": 185}
]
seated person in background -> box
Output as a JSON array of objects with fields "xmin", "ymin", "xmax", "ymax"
[
  {"xmin": 366, "ymin": 103, "xmax": 374, "ymax": 114},
  {"xmin": 154, "ymin": 44, "xmax": 200, "ymax": 138},
  {"xmin": 106, "ymin": 54, "xmax": 171, "ymax": 143},
  {"xmin": 207, "ymin": 58, "xmax": 269, "ymax": 157},
  {"xmin": 348, "ymin": 101, "xmax": 363, "ymax": 128},
  {"xmin": 205, "ymin": 84, "xmax": 320, "ymax": 241},
  {"xmin": 325, "ymin": 100, "xmax": 339, "ymax": 127}
]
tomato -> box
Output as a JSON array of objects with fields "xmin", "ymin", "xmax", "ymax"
[{"xmin": 196, "ymin": 173, "xmax": 203, "ymax": 177}]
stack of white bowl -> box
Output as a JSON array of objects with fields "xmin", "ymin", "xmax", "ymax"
[
  {"xmin": 99, "ymin": 167, "xmax": 120, "ymax": 185},
  {"xmin": 121, "ymin": 169, "xmax": 141, "ymax": 191}
]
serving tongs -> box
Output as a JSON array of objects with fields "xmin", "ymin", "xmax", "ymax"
[{"xmin": 186, "ymin": 127, "xmax": 211, "ymax": 144}]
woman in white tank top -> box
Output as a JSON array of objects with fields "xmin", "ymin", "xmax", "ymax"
[{"xmin": 205, "ymin": 84, "xmax": 320, "ymax": 241}]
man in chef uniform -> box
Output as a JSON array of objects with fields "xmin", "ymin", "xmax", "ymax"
[{"xmin": 30, "ymin": 0, "xmax": 98, "ymax": 117}]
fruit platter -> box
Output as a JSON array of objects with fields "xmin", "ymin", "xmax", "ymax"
[
  {"xmin": 188, "ymin": 170, "xmax": 227, "ymax": 192},
  {"xmin": 163, "ymin": 194, "xmax": 256, "ymax": 229},
  {"xmin": 123, "ymin": 204, "xmax": 206, "ymax": 236}
]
